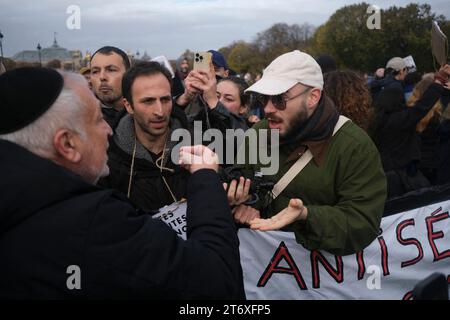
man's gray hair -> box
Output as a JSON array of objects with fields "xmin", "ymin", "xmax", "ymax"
[{"xmin": 0, "ymin": 72, "xmax": 88, "ymax": 158}]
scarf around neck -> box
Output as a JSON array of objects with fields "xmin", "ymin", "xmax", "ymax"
[{"xmin": 281, "ymin": 95, "xmax": 340, "ymax": 165}]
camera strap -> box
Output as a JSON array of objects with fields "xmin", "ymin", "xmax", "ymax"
[{"xmin": 271, "ymin": 115, "xmax": 350, "ymax": 200}]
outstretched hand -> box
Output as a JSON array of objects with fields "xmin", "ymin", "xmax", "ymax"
[{"xmin": 249, "ymin": 199, "xmax": 307, "ymax": 231}]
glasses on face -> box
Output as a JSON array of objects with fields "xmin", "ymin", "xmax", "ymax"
[{"xmin": 256, "ymin": 87, "xmax": 311, "ymax": 110}]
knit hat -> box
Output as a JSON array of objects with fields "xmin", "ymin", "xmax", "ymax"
[
  {"xmin": 0, "ymin": 67, "xmax": 64, "ymax": 134},
  {"xmin": 246, "ymin": 50, "xmax": 323, "ymax": 95}
]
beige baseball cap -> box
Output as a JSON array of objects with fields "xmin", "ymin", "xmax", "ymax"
[
  {"xmin": 245, "ymin": 50, "xmax": 323, "ymax": 95},
  {"xmin": 386, "ymin": 57, "xmax": 407, "ymax": 71}
]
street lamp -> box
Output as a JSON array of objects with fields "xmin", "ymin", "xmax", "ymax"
[
  {"xmin": 37, "ymin": 43, "xmax": 42, "ymax": 67},
  {"xmin": 0, "ymin": 30, "xmax": 4, "ymax": 61}
]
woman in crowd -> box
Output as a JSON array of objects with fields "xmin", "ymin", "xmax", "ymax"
[
  {"xmin": 217, "ymin": 76, "xmax": 260, "ymax": 126},
  {"xmin": 368, "ymin": 65, "xmax": 450, "ymax": 198},
  {"xmin": 406, "ymin": 77, "xmax": 443, "ymax": 185},
  {"xmin": 323, "ymin": 70, "xmax": 372, "ymax": 131}
]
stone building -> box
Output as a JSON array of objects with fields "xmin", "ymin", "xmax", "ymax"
[{"xmin": 13, "ymin": 35, "xmax": 82, "ymax": 70}]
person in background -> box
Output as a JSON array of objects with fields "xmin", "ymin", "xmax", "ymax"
[
  {"xmin": 90, "ymin": 46, "xmax": 131, "ymax": 129},
  {"xmin": 217, "ymin": 76, "xmax": 255, "ymax": 125},
  {"xmin": 404, "ymin": 71, "xmax": 423, "ymax": 101},
  {"xmin": 172, "ymin": 55, "xmax": 190, "ymax": 98},
  {"xmin": 324, "ymin": 70, "xmax": 372, "ymax": 131},
  {"xmin": 176, "ymin": 49, "xmax": 231, "ymax": 117},
  {"xmin": 407, "ymin": 77, "xmax": 446, "ymax": 185},
  {"xmin": 79, "ymin": 66, "xmax": 92, "ymax": 89},
  {"xmin": 369, "ymin": 65, "xmax": 450, "ymax": 198},
  {"xmin": 370, "ymin": 57, "xmax": 408, "ymax": 103}
]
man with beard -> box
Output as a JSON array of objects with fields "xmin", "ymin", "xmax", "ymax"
[
  {"xmin": 90, "ymin": 46, "xmax": 130, "ymax": 128},
  {"xmin": 229, "ymin": 50, "xmax": 387, "ymax": 256},
  {"xmin": 98, "ymin": 61, "xmax": 191, "ymax": 211},
  {"xmin": 172, "ymin": 55, "xmax": 190, "ymax": 98}
]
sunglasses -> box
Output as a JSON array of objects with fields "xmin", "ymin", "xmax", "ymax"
[{"xmin": 256, "ymin": 87, "xmax": 311, "ymax": 110}]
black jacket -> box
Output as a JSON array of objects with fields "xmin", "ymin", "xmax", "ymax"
[
  {"xmin": 101, "ymin": 104, "xmax": 123, "ymax": 130},
  {"xmin": 179, "ymin": 98, "xmax": 249, "ymax": 166},
  {"xmin": 372, "ymin": 83, "xmax": 444, "ymax": 172},
  {"xmin": 180, "ymin": 97, "xmax": 248, "ymax": 133},
  {"xmin": 370, "ymin": 75, "xmax": 405, "ymax": 104},
  {"xmin": 98, "ymin": 110, "xmax": 190, "ymax": 212},
  {"xmin": 0, "ymin": 140, "xmax": 245, "ymax": 299},
  {"xmin": 172, "ymin": 73, "xmax": 185, "ymax": 99}
]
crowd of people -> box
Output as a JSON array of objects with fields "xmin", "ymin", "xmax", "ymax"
[{"xmin": 0, "ymin": 44, "xmax": 449, "ymax": 299}]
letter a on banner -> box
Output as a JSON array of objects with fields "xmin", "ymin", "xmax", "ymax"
[{"xmin": 258, "ymin": 241, "xmax": 307, "ymax": 290}]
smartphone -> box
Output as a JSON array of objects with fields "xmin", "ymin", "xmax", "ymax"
[
  {"xmin": 431, "ymin": 21, "xmax": 448, "ymax": 67},
  {"xmin": 193, "ymin": 51, "xmax": 212, "ymax": 71}
]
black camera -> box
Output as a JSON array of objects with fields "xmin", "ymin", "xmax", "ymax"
[{"xmin": 220, "ymin": 166, "xmax": 274, "ymax": 205}]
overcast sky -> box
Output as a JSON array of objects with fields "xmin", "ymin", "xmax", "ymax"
[{"xmin": 0, "ymin": 0, "xmax": 449, "ymax": 59}]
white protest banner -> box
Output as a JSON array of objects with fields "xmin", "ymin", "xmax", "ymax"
[
  {"xmin": 153, "ymin": 200, "xmax": 187, "ymax": 240},
  {"xmin": 238, "ymin": 199, "xmax": 450, "ymax": 299}
]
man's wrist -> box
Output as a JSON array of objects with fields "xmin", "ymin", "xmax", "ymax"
[
  {"xmin": 204, "ymin": 94, "xmax": 218, "ymax": 109},
  {"xmin": 176, "ymin": 92, "xmax": 195, "ymax": 106},
  {"xmin": 296, "ymin": 206, "xmax": 308, "ymax": 221}
]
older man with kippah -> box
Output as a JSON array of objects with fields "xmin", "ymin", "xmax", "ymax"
[
  {"xmin": 0, "ymin": 67, "xmax": 245, "ymax": 299},
  {"xmin": 228, "ymin": 50, "xmax": 387, "ymax": 256}
]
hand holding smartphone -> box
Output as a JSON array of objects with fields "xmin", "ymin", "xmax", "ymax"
[{"xmin": 193, "ymin": 51, "xmax": 212, "ymax": 71}]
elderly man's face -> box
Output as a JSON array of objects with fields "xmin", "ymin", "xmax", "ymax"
[{"xmin": 73, "ymin": 81, "xmax": 113, "ymax": 183}]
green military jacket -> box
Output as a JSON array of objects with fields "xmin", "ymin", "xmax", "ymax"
[{"xmin": 238, "ymin": 119, "xmax": 387, "ymax": 256}]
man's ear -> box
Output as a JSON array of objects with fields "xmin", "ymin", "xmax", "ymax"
[
  {"xmin": 224, "ymin": 69, "xmax": 230, "ymax": 78},
  {"xmin": 123, "ymin": 97, "xmax": 134, "ymax": 115},
  {"xmin": 307, "ymin": 88, "xmax": 322, "ymax": 109},
  {"xmin": 53, "ymin": 129, "xmax": 82, "ymax": 164}
]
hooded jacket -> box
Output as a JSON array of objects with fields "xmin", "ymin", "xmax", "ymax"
[
  {"xmin": 172, "ymin": 56, "xmax": 189, "ymax": 98},
  {"xmin": 0, "ymin": 139, "xmax": 245, "ymax": 299}
]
